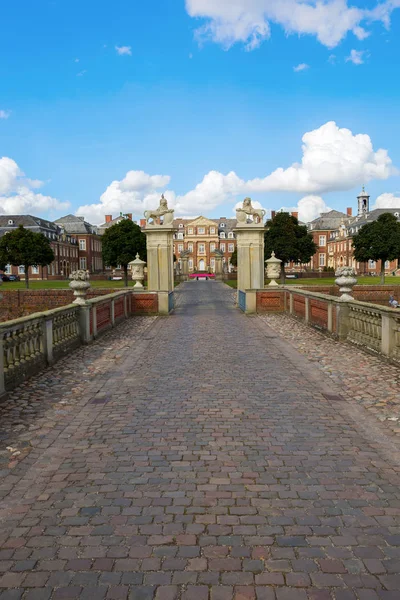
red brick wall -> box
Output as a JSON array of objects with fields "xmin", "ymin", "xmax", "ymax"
[
  {"xmin": 256, "ymin": 290, "xmax": 285, "ymax": 312},
  {"xmin": 309, "ymin": 298, "xmax": 329, "ymax": 328},
  {"xmin": 131, "ymin": 293, "xmax": 158, "ymax": 314},
  {"xmin": 293, "ymin": 294, "xmax": 306, "ymax": 318}
]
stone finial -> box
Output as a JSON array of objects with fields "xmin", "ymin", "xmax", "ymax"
[
  {"xmin": 144, "ymin": 194, "xmax": 174, "ymax": 226},
  {"xmin": 335, "ymin": 266, "xmax": 357, "ymax": 301},
  {"xmin": 265, "ymin": 251, "xmax": 282, "ymax": 286},
  {"xmin": 236, "ymin": 197, "xmax": 266, "ymax": 225},
  {"xmin": 69, "ymin": 270, "xmax": 91, "ymax": 305},
  {"xmin": 129, "ymin": 253, "xmax": 146, "ymax": 288}
]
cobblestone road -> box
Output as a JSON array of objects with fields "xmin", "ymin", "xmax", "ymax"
[{"xmin": 0, "ymin": 282, "xmax": 400, "ymax": 600}]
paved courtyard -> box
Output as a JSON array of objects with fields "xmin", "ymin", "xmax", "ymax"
[{"xmin": 0, "ymin": 281, "xmax": 400, "ymax": 600}]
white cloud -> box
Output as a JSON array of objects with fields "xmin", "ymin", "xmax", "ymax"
[
  {"xmin": 185, "ymin": 0, "xmax": 399, "ymax": 50},
  {"xmin": 0, "ymin": 157, "xmax": 69, "ymax": 215},
  {"xmin": 77, "ymin": 121, "xmax": 396, "ymax": 224},
  {"xmin": 346, "ymin": 49, "xmax": 365, "ymax": 65},
  {"xmin": 0, "ymin": 110, "xmax": 10, "ymax": 120},
  {"xmin": 328, "ymin": 54, "xmax": 336, "ymax": 64},
  {"xmin": 74, "ymin": 58, "xmax": 80, "ymax": 63},
  {"xmin": 115, "ymin": 45, "xmax": 132, "ymax": 56},
  {"xmin": 373, "ymin": 192, "xmax": 400, "ymax": 209},
  {"xmin": 276, "ymin": 196, "xmax": 332, "ymax": 223},
  {"xmin": 293, "ymin": 63, "xmax": 309, "ymax": 72},
  {"xmin": 77, "ymin": 70, "xmax": 87, "ymax": 77}
]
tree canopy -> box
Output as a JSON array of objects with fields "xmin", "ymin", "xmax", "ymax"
[
  {"xmin": 102, "ymin": 218, "xmax": 147, "ymax": 287},
  {"xmin": 0, "ymin": 225, "xmax": 55, "ymax": 288},
  {"xmin": 352, "ymin": 212, "xmax": 400, "ymax": 283},
  {"xmin": 264, "ymin": 212, "xmax": 317, "ymax": 281}
]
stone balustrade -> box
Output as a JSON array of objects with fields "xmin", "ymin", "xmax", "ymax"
[
  {"xmin": 0, "ymin": 289, "xmax": 159, "ymax": 395},
  {"xmin": 243, "ymin": 286, "xmax": 400, "ymax": 365}
]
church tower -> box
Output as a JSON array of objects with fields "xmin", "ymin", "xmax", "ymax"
[{"xmin": 357, "ymin": 186, "xmax": 370, "ymax": 217}]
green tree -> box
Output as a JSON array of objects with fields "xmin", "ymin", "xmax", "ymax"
[
  {"xmin": 102, "ymin": 218, "xmax": 146, "ymax": 287},
  {"xmin": 230, "ymin": 247, "xmax": 237, "ymax": 267},
  {"xmin": 352, "ymin": 212, "xmax": 400, "ymax": 283},
  {"xmin": 0, "ymin": 225, "xmax": 55, "ymax": 289},
  {"xmin": 264, "ymin": 212, "xmax": 317, "ymax": 282}
]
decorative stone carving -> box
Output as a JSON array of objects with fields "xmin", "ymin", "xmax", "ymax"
[
  {"xmin": 129, "ymin": 254, "xmax": 146, "ymax": 288},
  {"xmin": 265, "ymin": 251, "xmax": 282, "ymax": 286},
  {"xmin": 144, "ymin": 194, "xmax": 174, "ymax": 226},
  {"xmin": 236, "ymin": 197, "xmax": 266, "ymax": 225},
  {"xmin": 69, "ymin": 270, "xmax": 91, "ymax": 305},
  {"xmin": 335, "ymin": 266, "xmax": 358, "ymax": 301}
]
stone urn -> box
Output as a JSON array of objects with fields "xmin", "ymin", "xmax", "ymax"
[
  {"xmin": 335, "ymin": 266, "xmax": 358, "ymax": 301},
  {"xmin": 130, "ymin": 253, "xmax": 146, "ymax": 288},
  {"xmin": 69, "ymin": 270, "xmax": 91, "ymax": 305},
  {"xmin": 265, "ymin": 251, "xmax": 282, "ymax": 286}
]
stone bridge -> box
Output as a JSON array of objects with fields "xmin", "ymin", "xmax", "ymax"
[{"xmin": 0, "ymin": 282, "xmax": 400, "ymax": 600}]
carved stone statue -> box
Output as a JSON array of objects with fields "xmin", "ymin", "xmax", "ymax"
[
  {"xmin": 144, "ymin": 194, "xmax": 174, "ymax": 226},
  {"xmin": 69, "ymin": 270, "xmax": 91, "ymax": 304},
  {"xmin": 236, "ymin": 197, "xmax": 266, "ymax": 225}
]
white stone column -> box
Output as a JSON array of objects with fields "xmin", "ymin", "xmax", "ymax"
[
  {"xmin": 144, "ymin": 226, "xmax": 174, "ymax": 315},
  {"xmin": 234, "ymin": 224, "xmax": 265, "ymax": 293}
]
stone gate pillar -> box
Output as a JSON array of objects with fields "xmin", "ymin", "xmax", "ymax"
[
  {"xmin": 213, "ymin": 251, "xmax": 223, "ymax": 281},
  {"xmin": 234, "ymin": 198, "xmax": 266, "ymax": 311},
  {"xmin": 144, "ymin": 195, "xmax": 175, "ymax": 315}
]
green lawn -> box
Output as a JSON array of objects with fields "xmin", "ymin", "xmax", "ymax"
[
  {"xmin": 225, "ymin": 276, "xmax": 400, "ymax": 289},
  {"xmin": 2, "ymin": 279, "xmax": 138, "ymax": 290}
]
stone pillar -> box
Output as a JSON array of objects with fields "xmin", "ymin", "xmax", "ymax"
[
  {"xmin": 214, "ymin": 255, "xmax": 223, "ymax": 281},
  {"xmin": 234, "ymin": 225, "xmax": 265, "ymax": 294},
  {"xmin": 144, "ymin": 196, "xmax": 175, "ymax": 315},
  {"xmin": 181, "ymin": 256, "xmax": 189, "ymax": 281}
]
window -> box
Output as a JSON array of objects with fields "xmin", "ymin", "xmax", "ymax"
[
  {"xmin": 368, "ymin": 260, "xmax": 376, "ymax": 269},
  {"xmin": 319, "ymin": 235, "xmax": 326, "ymax": 246},
  {"xmin": 179, "ymin": 223, "xmax": 183, "ymax": 228},
  {"xmin": 18, "ymin": 265, "xmax": 25, "ymax": 274},
  {"xmin": 188, "ymin": 228, "xmax": 193, "ymax": 234},
  {"xmin": 8, "ymin": 219, "xmax": 14, "ymax": 225},
  {"xmin": 188, "ymin": 243, "xmax": 193, "ymax": 252},
  {"xmin": 188, "ymin": 259, "xmax": 193, "ymax": 269},
  {"xmin": 210, "ymin": 258, "xmax": 215, "ymax": 268},
  {"xmin": 220, "ymin": 223, "xmax": 225, "ymax": 228},
  {"xmin": 210, "ymin": 227, "xmax": 215, "ymax": 234},
  {"xmin": 31, "ymin": 266, "xmax": 39, "ymax": 274},
  {"xmin": 79, "ymin": 239, "xmax": 86, "ymax": 251},
  {"xmin": 79, "ymin": 257, "xmax": 87, "ymax": 270},
  {"xmin": 210, "ymin": 243, "xmax": 216, "ymax": 252},
  {"xmin": 220, "ymin": 232, "xmax": 225, "ymax": 239},
  {"xmin": 5, "ymin": 264, "xmax": 11, "ymax": 274},
  {"xmin": 228, "ymin": 243, "xmax": 234, "ymax": 253},
  {"xmin": 177, "ymin": 232, "xmax": 184, "ymax": 239},
  {"xmin": 319, "ymin": 254, "xmax": 326, "ymax": 267},
  {"xmin": 178, "ymin": 244, "xmax": 184, "ymax": 252},
  {"xmin": 220, "ymin": 243, "xmax": 225, "ymax": 252},
  {"xmin": 198, "ymin": 227, "xmax": 205, "ymax": 235},
  {"xmin": 228, "ymin": 232, "xmax": 234, "ymax": 238},
  {"xmin": 198, "ymin": 243, "xmax": 205, "ymax": 254},
  {"xmin": 385, "ymin": 260, "xmax": 390, "ymax": 269}
]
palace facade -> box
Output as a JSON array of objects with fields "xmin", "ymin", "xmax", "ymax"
[{"xmin": 172, "ymin": 216, "xmax": 237, "ymax": 273}]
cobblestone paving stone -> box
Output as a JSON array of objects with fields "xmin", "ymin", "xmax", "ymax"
[
  {"xmin": 0, "ymin": 281, "xmax": 400, "ymax": 599},
  {"xmin": 259, "ymin": 313, "xmax": 400, "ymax": 437}
]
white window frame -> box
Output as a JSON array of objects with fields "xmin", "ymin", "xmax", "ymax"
[
  {"xmin": 198, "ymin": 227, "xmax": 205, "ymax": 235},
  {"xmin": 178, "ymin": 244, "xmax": 184, "ymax": 253},
  {"xmin": 79, "ymin": 239, "xmax": 86, "ymax": 251},
  {"xmin": 79, "ymin": 257, "xmax": 87, "ymax": 270},
  {"xmin": 188, "ymin": 259, "xmax": 193, "ymax": 269},
  {"xmin": 188, "ymin": 228, "xmax": 193, "ymax": 234},
  {"xmin": 31, "ymin": 266, "xmax": 39, "ymax": 275},
  {"xmin": 319, "ymin": 254, "xmax": 326, "ymax": 267},
  {"xmin": 220, "ymin": 243, "xmax": 226, "ymax": 252},
  {"xmin": 188, "ymin": 243, "xmax": 193, "ymax": 252},
  {"xmin": 319, "ymin": 235, "xmax": 326, "ymax": 247},
  {"xmin": 210, "ymin": 243, "xmax": 216, "ymax": 252},
  {"xmin": 198, "ymin": 243, "xmax": 205, "ymax": 255},
  {"xmin": 18, "ymin": 265, "xmax": 25, "ymax": 274},
  {"xmin": 177, "ymin": 232, "xmax": 184, "ymax": 239},
  {"xmin": 210, "ymin": 227, "xmax": 215, "ymax": 234},
  {"xmin": 228, "ymin": 243, "xmax": 234, "ymax": 253},
  {"xmin": 228, "ymin": 232, "xmax": 234, "ymax": 238},
  {"xmin": 4, "ymin": 264, "xmax": 11, "ymax": 274},
  {"xmin": 220, "ymin": 232, "xmax": 225, "ymax": 239}
]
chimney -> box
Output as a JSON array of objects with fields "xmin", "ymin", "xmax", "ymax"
[
  {"xmin": 292, "ymin": 211, "xmax": 298, "ymax": 219},
  {"xmin": 271, "ymin": 211, "xmax": 276, "ymax": 219},
  {"xmin": 347, "ymin": 207, "xmax": 352, "ymax": 217},
  {"xmin": 105, "ymin": 215, "xmax": 112, "ymax": 223},
  {"xmin": 140, "ymin": 219, "xmax": 146, "ymax": 228},
  {"xmin": 126, "ymin": 213, "xmax": 132, "ymax": 221}
]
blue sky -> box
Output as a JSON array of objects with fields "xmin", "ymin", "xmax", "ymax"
[{"xmin": 1, "ymin": 0, "xmax": 400, "ymax": 224}]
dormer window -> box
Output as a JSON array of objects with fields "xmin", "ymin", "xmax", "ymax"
[
  {"xmin": 177, "ymin": 232, "xmax": 184, "ymax": 240},
  {"xmin": 179, "ymin": 223, "xmax": 183, "ymax": 228},
  {"xmin": 8, "ymin": 219, "xmax": 14, "ymax": 225},
  {"xmin": 220, "ymin": 223, "xmax": 225, "ymax": 227},
  {"xmin": 220, "ymin": 232, "xmax": 225, "ymax": 239},
  {"xmin": 228, "ymin": 232, "xmax": 234, "ymax": 238}
]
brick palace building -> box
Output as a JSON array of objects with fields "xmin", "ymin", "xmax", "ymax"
[{"xmin": 55, "ymin": 214, "xmax": 103, "ymax": 274}]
